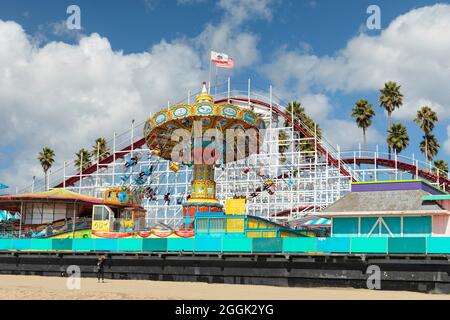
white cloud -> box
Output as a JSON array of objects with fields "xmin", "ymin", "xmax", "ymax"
[
  {"xmin": 194, "ymin": 0, "xmax": 277, "ymax": 68},
  {"xmin": 300, "ymin": 94, "xmax": 332, "ymax": 123},
  {"xmin": 218, "ymin": 0, "xmax": 274, "ymax": 25},
  {"xmin": 0, "ymin": 0, "xmax": 278, "ymax": 190},
  {"xmin": 323, "ymin": 120, "xmax": 384, "ymax": 150},
  {"xmin": 263, "ymin": 3, "xmax": 450, "ymax": 153},
  {"xmin": 0, "ymin": 20, "xmax": 204, "ymax": 189},
  {"xmin": 143, "ymin": 0, "xmax": 159, "ymax": 10}
]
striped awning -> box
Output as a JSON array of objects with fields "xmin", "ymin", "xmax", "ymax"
[
  {"xmin": 0, "ymin": 210, "xmax": 17, "ymax": 222},
  {"xmin": 301, "ymin": 218, "xmax": 331, "ymax": 227}
]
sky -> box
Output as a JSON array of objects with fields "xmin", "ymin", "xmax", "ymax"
[{"xmin": 1, "ymin": 0, "xmax": 450, "ymax": 190}]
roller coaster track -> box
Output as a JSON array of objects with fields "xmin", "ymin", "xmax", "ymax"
[
  {"xmin": 55, "ymin": 97, "xmax": 449, "ymax": 196},
  {"xmin": 55, "ymin": 97, "xmax": 356, "ymax": 188},
  {"xmin": 342, "ymin": 157, "xmax": 450, "ymax": 193}
]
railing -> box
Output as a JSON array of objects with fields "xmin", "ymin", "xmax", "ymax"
[{"xmin": 0, "ymin": 236, "xmax": 446, "ymax": 255}]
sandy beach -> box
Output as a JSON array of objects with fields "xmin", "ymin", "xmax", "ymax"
[{"xmin": 0, "ymin": 275, "xmax": 449, "ymax": 300}]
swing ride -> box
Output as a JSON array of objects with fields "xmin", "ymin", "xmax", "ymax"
[
  {"xmin": 143, "ymin": 82, "xmax": 266, "ymax": 234},
  {"xmin": 0, "ymin": 82, "xmax": 311, "ymax": 240}
]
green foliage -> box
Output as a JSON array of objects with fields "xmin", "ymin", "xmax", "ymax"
[
  {"xmin": 92, "ymin": 137, "xmax": 111, "ymax": 162},
  {"xmin": 37, "ymin": 147, "xmax": 55, "ymax": 173},
  {"xmin": 387, "ymin": 123, "xmax": 409, "ymax": 155},
  {"xmin": 433, "ymin": 160, "xmax": 448, "ymax": 176},
  {"xmin": 75, "ymin": 148, "xmax": 92, "ymax": 171}
]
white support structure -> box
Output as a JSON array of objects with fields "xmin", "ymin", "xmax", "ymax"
[{"xmin": 19, "ymin": 79, "xmax": 447, "ymax": 228}]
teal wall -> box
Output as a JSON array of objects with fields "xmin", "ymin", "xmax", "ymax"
[
  {"xmin": 403, "ymin": 216, "xmax": 431, "ymax": 237},
  {"xmin": 333, "ymin": 216, "xmax": 432, "ymax": 238},
  {"xmin": 0, "ymin": 236, "xmax": 445, "ymax": 254},
  {"xmin": 332, "ymin": 218, "xmax": 358, "ymax": 237}
]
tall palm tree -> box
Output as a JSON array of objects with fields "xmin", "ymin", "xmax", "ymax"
[
  {"xmin": 387, "ymin": 123, "xmax": 409, "ymax": 157},
  {"xmin": 37, "ymin": 147, "xmax": 55, "ymax": 191},
  {"xmin": 92, "ymin": 137, "xmax": 111, "ymax": 162},
  {"xmin": 433, "ymin": 160, "xmax": 448, "ymax": 177},
  {"xmin": 379, "ymin": 81, "xmax": 403, "ymax": 159},
  {"xmin": 284, "ymin": 101, "xmax": 322, "ymax": 154},
  {"xmin": 351, "ymin": 99, "xmax": 375, "ymax": 152},
  {"xmin": 414, "ymin": 106, "xmax": 438, "ymax": 168},
  {"xmin": 420, "ymin": 134, "xmax": 440, "ymax": 164},
  {"xmin": 74, "ymin": 149, "xmax": 92, "ymax": 171}
]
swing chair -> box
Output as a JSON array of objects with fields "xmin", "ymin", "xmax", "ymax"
[
  {"xmin": 169, "ymin": 161, "xmax": 180, "ymax": 173},
  {"xmin": 176, "ymin": 192, "xmax": 185, "ymax": 205}
]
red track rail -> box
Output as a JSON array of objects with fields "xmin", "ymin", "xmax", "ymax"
[
  {"xmin": 215, "ymin": 97, "xmax": 355, "ymax": 181},
  {"xmin": 55, "ymin": 97, "xmax": 355, "ymax": 188},
  {"xmin": 342, "ymin": 157, "xmax": 450, "ymax": 192}
]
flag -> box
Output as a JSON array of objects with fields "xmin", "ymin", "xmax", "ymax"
[{"xmin": 211, "ymin": 51, "xmax": 234, "ymax": 69}]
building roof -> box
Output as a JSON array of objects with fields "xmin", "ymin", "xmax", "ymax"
[
  {"xmin": 300, "ymin": 218, "xmax": 331, "ymax": 227},
  {"xmin": 351, "ymin": 180, "xmax": 446, "ymax": 195},
  {"xmin": 0, "ymin": 189, "xmax": 106, "ymax": 211},
  {"xmin": 319, "ymin": 189, "xmax": 446, "ymax": 217},
  {"xmin": 422, "ymin": 194, "xmax": 450, "ymax": 201}
]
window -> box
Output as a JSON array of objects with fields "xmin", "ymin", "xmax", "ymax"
[
  {"xmin": 209, "ymin": 218, "xmax": 224, "ymax": 233},
  {"xmin": 196, "ymin": 219, "xmax": 208, "ymax": 233},
  {"xmin": 54, "ymin": 204, "xmax": 68, "ymax": 221},
  {"xmin": 42, "ymin": 204, "xmax": 54, "ymax": 224},
  {"xmin": 93, "ymin": 206, "xmax": 109, "ymax": 221}
]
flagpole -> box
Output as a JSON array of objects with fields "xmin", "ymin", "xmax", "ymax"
[
  {"xmin": 214, "ymin": 63, "xmax": 218, "ymax": 96},
  {"xmin": 208, "ymin": 50, "xmax": 212, "ymax": 93}
]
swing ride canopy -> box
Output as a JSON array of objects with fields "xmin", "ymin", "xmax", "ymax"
[{"xmin": 143, "ymin": 82, "xmax": 266, "ymax": 164}]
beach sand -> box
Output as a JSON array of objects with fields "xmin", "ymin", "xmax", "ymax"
[{"xmin": 0, "ymin": 275, "xmax": 449, "ymax": 300}]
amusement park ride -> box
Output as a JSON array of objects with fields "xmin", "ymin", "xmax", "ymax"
[{"xmin": 2, "ymin": 79, "xmax": 450, "ymax": 240}]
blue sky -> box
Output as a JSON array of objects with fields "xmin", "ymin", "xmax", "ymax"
[{"xmin": 0, "ymin": 0, "xmax": 450, "ymax": 189}]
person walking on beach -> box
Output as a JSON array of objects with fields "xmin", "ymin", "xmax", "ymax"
[{"xmin": 97, "ymin": 255, "xmax": 106, "ymax": 283}]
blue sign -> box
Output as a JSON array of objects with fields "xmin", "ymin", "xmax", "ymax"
[{"xmin": 0, "ymin": 183, "xmax": 8, "ymax": 190}]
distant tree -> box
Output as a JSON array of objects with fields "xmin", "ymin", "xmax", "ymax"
[
  {"xmin": 379, "ymin": 81, "xmax": 403, "ymax": 159},
  {"xmin": 351, "ymin": 99, "xmax": 375, "ymax": 152},
  {"xmin": 37, "ymin": 147, "xmax": 55, "ymax": 191},
  {"xmin": 75, "ymin": 149, "xmax": 92, "ymax": 171},
  {"xmin": 387, "ymin": 123, "xmax": 409, "ymax": 156},
  {"xmin": 284, "ymin": 101, "xmax": 322, "ymax": 155},
  {"xmin": 92, "ymin": 137, "xmax": 111, "ymax": 162},
  {"xmin": 420, "ymin": 134, "xmax": 440, "ymax": 164},
  {"xmin": 433, "ymin": 160, "xmax": 448, "ymax": 177},
  {"xmin": 414, "ymin": 106, "xmax": 438, "ymax": 168},
  {"xmin": 278, "ymin": 130, "xmax": 290, "ymax": 161}
]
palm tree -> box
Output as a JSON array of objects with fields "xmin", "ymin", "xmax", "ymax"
[
  {"xmin": 351, "ymin": 99, "xmax": 375, "ymax": 152},
  {"xmin": 420, "ymin": 134, "xmax": 440, "ymax": 164},
  {"xmin": 387, "ymin": 123, "xmax": 409, "ymax": 157},
  {"xmin": 278, "ymin": 130, "xmax": 290, "ymax": 156},
  {"xmin": 37, "ymin": 147, "xmax": 55, "ymax": 191},
  {"xmin": 74, "ymin": 149, "xmax": 92, "ymax": 171},
  {"xmin": 433, "ymin": 160, "xmax": 448, "ymax": 177},
  {"xmin": 284, "ymin": 101, "xmax": 322, "ymax": 154},
  {"xmin": 379, "ymin": 81, "xmax": 403, "ymax": 159},
  {"xmin": 92, "ymin": 137, "xmax": 111, "ymax": 162},
  {"xmin": 414, "ymin": 106, "xmax": 438, "ymax": 169}
]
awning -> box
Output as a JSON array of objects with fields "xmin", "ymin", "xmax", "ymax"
[
  {"xmin": 300, "ymin": 218, "xmax": 331, "ymax": 227},
  {"xmin": 0, "ymin": 210, "xmax": 17, "ymax": 222},
  {"xmin": 0, "ymin": 188, "xmax": 104, "ymax": 204}
]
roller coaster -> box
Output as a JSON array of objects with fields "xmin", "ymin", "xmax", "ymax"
[{"xmin": 18, "ymin": 80, "xmax": 450, "ymax": 229}]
